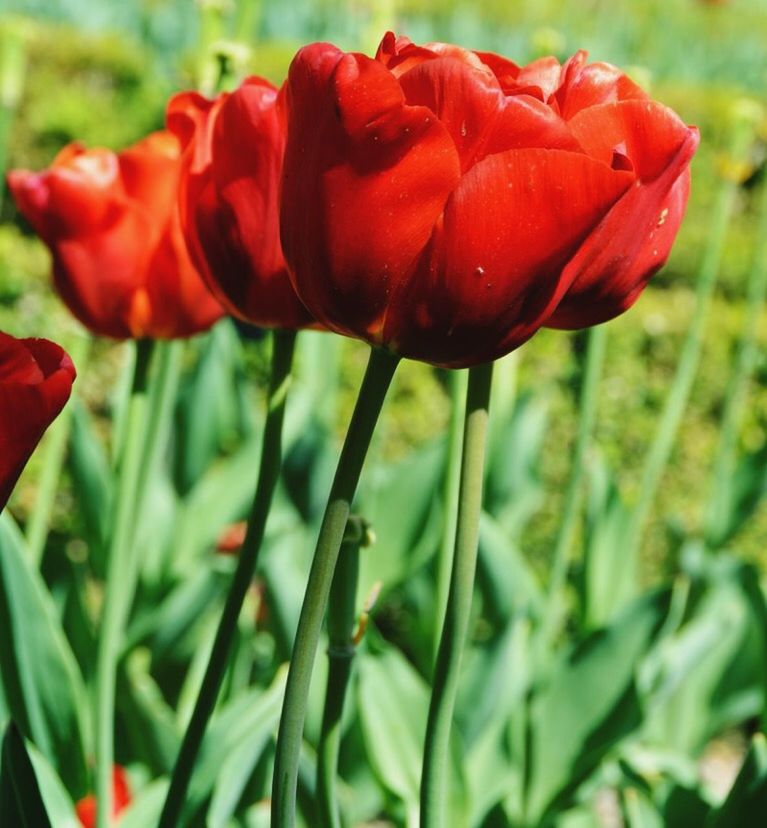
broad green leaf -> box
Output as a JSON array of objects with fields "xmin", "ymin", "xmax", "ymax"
[
  {"xmin": 68, "ymin": 400, "xmax": 112, "ymax": 574},
  {"xmin": 0, "ymin": 514, "xmax": 87, "ymax": 797},
  {"xmin": 172, "ymin": 432, "xmax": 261, "ymax": 571},
  {"xmin": 117, "ymin": 651, "xmax": 180, "ymax": 775},
  {"xmin": 642, "ymin": 578, "xmax": 759, "ymax": 755},
  {"xmin": 0, "ymin": 723, "xmax": 52, "ymax": 828},
  {"xmin": 358, "ymin": 438, "xmax": 445, "ymax": 597},
  {"xmin": 174, "ymin": 320, "xmax": 248, "ymax": 494},
  {"xmin": 183, "ymin": 666, "xmax": 287, "ymax": 819},
  {"xmin": 357, "ymin": 647, "xmax": 469, "ymax": 825},
  {"xmin": 27, "ymin": 744, "xmax": 80, "ymax": 828},
  {"xmin": 525, "ymin": 589, "xmax": 669, "ymax": 824},
  {"xmin": 580, "ymin": 456, "xmax": 635, "ymax": 628},
  {"xmin": 484, "ymin": 391, "xmax": 550, "ymax": 538},
  {"xmin": 477, "ymin": 513, "xmax": 544, "ymax": 624},
  {"xmin": 117, "ymin": 778, "xmax": 170, "ymax": 828}
]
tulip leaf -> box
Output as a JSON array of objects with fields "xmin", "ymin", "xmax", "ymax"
[
  {"xmin": 357, "ymin": 438, "xmax": 445, "ymax": 597},
  {"xmin": 524, "ymin": 589, "xmax": 670, "ymax": 825},
  {"xmin": 68, "ymin": 400, "xmax": 112, "ymax": 574},
  {"xmin": 0, "ymin": 722, "xmax": 53, "ymax": 828},
  {"xmin": 172, "ymin": 431, "xmax": 262, "ymax": 571},
  {"xmin": 183, "ymin": 666, "xmax": 287, "ymax": 820},
  {"xmin": 0, "ymin": 514, "xmax": 87, "ymax": 797},
  {"xmin": 357, "ymin": 646, "xmax": 469, "ymax": 823}
]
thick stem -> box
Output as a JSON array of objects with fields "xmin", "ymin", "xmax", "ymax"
[
  {"xmin": 158, "ymin": 329, "xmax": 296, "ymax": 828},
  {"xmin": 316, "ymin": 518, "xmax": 365, "ymax": 828},
  {"xmin": 433, "ymin": 369, "xmax": 468, "ymax": 664},
  {"xmin": 271, "ymin": 346, "xmax": 399, "ymax": 828},
  {"xmin": 421, "ymin": 361, "xmax": 493, "ymax": 828},
  {"xmin": 94, "ymin": 339, "xmax": 154, "ymax": 828}
]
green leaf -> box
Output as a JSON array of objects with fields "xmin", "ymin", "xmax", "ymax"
[
  {"xmin": 580, "ymin": 456, "xmax": 635, "ymax": 628},
  {"xmin": 358, "ymin": 438, "xmax": 445, "ymax": 597},
  {"xmin": 27, "ymin": 744, "xmax": 80, "ymax": 828},
  {"xmin": 706, "ymin": 734, "xmax": 767, "ymax": 827},
  {"xmin": 357, "ymin": 647, "xmax": 469, "ymax": 823},
  {"xmin": 0, "ymin": 723, "xmax": 53, "ymax": 828},
  {"xmin": 173, "ymin": 432, "xmax": 261, "ymax": 571},
  {"xmin": 174, "ymin": 321, "xmax": 247, "ymax": 494},
  {"xmin": 183, "ymin": 666, "xmax": 287, "ymax": 820},
  {"xmin": 484, "ymin": 391, "xmax": 550, "ymax": 538},
  {"xmin": 0, "ymin": 514, "xmax": 87, "ymax": 796},
  {"xmin": 68, "ymin": 400, "xmax": 112, "ymax": 574},
  {"xmin": 642, "ymin": 577, "xmax": 759, "ymax": 755},
  {"xmin": 525, "ymin": 589, "xmax": 669, "ymax": 824}
]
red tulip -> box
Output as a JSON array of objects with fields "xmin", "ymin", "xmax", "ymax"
[
  {"xmin": 75, "ymin": 765, "xmax": 131, "ymax": 828},
  {"xmin": 280, "ymin": 34, "xmax": 699, "ymax": 367},
  {"xmin": 166, "ymin": 79, "xmax": 314, "ymax": 329},
  {"xmin": 0, "ymin": 332, "xmax": 76, "ymax": 510},
  {"xmin": 8, "ymin": 132, "xmax": 224, "ymax": 340}
]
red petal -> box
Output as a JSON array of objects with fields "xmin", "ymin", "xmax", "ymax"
[
  {"xmin": 384, "ymin": 148, "xmax": 633, "ymax": 366},
  {"xmin": 281, "ymin": 44, "xmax": 461, "ymax": 340},
  {"xmin": 0, "ymin": 333, "xmax": 75, "ymax": 510},
  {"xmin": 556, "ymin": 53, "xmax": 647, "ymax": 119},
  {"xmin": 397, "ymin": 56, "xmax": 579, "ymax": 172},
  {"xmin": 568, "ymin": 99, "xmax": 692, "ymax": 180}
]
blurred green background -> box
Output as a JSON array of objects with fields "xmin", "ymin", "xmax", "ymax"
[
  {"xmin": 2, "ymin": 2, "xmax": 767, "ymax": 826},
  {"xmin": 2, "ymin": 0, "xmax": 767, "ymax": 576}
]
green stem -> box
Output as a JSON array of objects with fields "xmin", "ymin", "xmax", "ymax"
[
  {"xmin": 25, "ymin": 335, "xmax": 91, "ymax": 566},
  {"xmin": 433, "ymin": 369, "xmax": 468, "ymax": 664},
  {"xmin": 541, "ymin": 325, "xmax": 607, "ymax": 646},
  {"xmin": 158, "ymin": 329, "xmax": 296, "ymax": 828},
  {"xmin": 316, "ymin": 518, "xmax": 365, "ymax": 828},
  {"xmin": 94, "ymin": 339, "xmax": 154, "ymax": 828},
  {"xmin": 704, "ymin": 174, "xmax": 767, "ymax": 546},
  {"xmin": 622, "ymin": 116, "xmax": 754, "ymax": 562},
  {"xmin": 421, "ymin": 361, "xmax": 494, "ymax": 828},
  {"xmin": 271, "ymin": 346, "xmax": 399, "ymax": 828}
]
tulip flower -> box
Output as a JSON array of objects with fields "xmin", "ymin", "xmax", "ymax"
[
  {"xmin": 8, "ymin": 132, "xmax": 224, "ymax": 340},
  {"xmin": 280, "ymin": 33, "xmax": 699, "ymax": 368},
  {"xmin": 166, "ymin": 79, "xmax": 314, "ymax": 329},
  {"xmin": 75, "ymin": 765, "xmax": 131, "ymax": 828},
  {"xmin": 0, "ymin": 332, "xmax": 76, "ymax": 511}
]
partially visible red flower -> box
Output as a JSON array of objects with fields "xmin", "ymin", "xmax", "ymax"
[
  {"xmin": 216, "ymin": 520, "xmax": 247, "ymax": 554},
  {"xmin": 75, "ymin": 765, "xmax": 131, "ymax": 828},
  {"xmin": 280, "ymin": 33, "xmax": 699, "ymax": 367},
  {"xmin": 166, "ymin": 79, "xmax": 314, "ymax": 329},
  {"xmin": 0, "ymin": 332, "xmax": 76, "ymax": 510},
  {"xmin": 8, "ymin": 132, "xmax": 224, "ymax": 340}
]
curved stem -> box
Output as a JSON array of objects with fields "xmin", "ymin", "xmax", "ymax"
[
  {"xmin": 271, "ymin": 346, "xmax": 399, "ymax": 828},
  {"xmin": 94, "ymin": 339, "xmax": 154, "ymax": 828},
  {"xmin": 421, "ymin": 361, "xmax": 493, "ymax": 828},
  {"xmin": 316, "ymin": 518, "xmax": 365, "ymax": 828},
  {"xmin": 158, "ymin": 329, "xmax": 296, "ymax": 828}
]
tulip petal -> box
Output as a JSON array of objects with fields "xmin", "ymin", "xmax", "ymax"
[
  {"xmin": 0, "ymin": 334, "xmax": 75, "ymax": 510},
  {"xmin": 397, "ymin": 56, "xmax": 580, "ymax": 172},
  {"xmin": 385, "ymin": 147, "xmax": 633, "ymax": 367},
  {"xmin": 281, "ymin": 44, "xmax": 461, "ymax": 339},
  {"xmin": 547, "ymin": 103, "xmax": 699, "ymax": 327},
  {"xmin": 556, "ymin": 52, "xmax": 647, "ymax": 119}
]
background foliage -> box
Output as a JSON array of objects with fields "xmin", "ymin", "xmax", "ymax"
[{"xmin": 2, "ymin": 0, "xmax": 767, "ymax": 826}]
